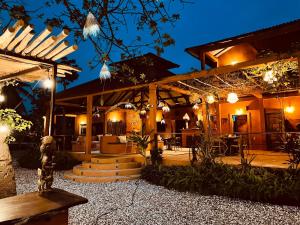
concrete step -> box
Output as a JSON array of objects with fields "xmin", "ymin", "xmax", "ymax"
[
  {"xmin": 73, "ymin": 165, "xmax": 142, "ymax": 177},
  {"xmin": 64, "ymin": 171, "xmax": 140, "ymax": 183},
  {"xmin": 82, "ymin": 161, "xmax": 141, "ymax": 170},
  {"xmin": 91, "ymin": 156, "xmax": 135, "ymax": 164}
]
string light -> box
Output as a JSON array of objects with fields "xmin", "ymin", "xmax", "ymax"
[
  {"xmin": 161, "ymin": 118, "xmax": 165, "ymax": 124},
  {"xmin": 263, "ymin": 70, "xmax": 277, "ymax": 84},
  {"xmin": 99, "ymin": 62, "xmax": 111, "ymax": 80},
  {"xmin": 227, "ymin": 92, "xmax": 239, "ymax": 104},
  {"xmin": 0, "ymin": 93, "xmax": 5, "ymax": 103},
  {"xmin": 140, "ymin": 109, "xmax": 147, "ymax": 115},
  {"xmin": 83, "ymin": 12, "xmax": 100, "ymax": 39}
]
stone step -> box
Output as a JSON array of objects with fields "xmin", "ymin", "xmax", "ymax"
[
  {"xmin": 64, "ymin": 171, "xmax": 140, "ymax": 183},
  {"xmin": 73, "ymin": 165, "xmax": 142, "ymax": 177},
  {"xmin": 82, "ymin": 161, "xmax": 141, "ymax": 170},
  {"xmin": 91, "ymin": 156, "xmax": 135, "ymax": 164}
]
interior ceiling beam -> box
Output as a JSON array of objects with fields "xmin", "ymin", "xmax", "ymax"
[
  {"xmin": 158, "ymin": 84, "xmax": 191, "ymax": 95},
  {"xmin": 55, "ymin": 102, "xmax": 85, "ymax": 108}
]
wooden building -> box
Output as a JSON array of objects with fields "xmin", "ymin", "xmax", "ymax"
[{"xmin": 56, "ymin": 19, "xmax": 300, "ymax": 160}]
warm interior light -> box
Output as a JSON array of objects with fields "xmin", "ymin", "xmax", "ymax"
[
  {"xmin": 125, "ymin": 102, "xmax": 133, "ymax": 109},
  {"xmin": 43, "ymin": 79, "xmax": 54, "ymax": 89},
  {"xmin": 231, "ymin": 61, "xmax": 238, "ymax": 65},
  {"xmin": 140, "ymin": 109, "xmax": 147, "ymax": 115},
  {"xmin": 206, "ymin": 95, "xmax": 215, "ymax": 104},
  {"xmin": 0, "ymin": 94, "xmax": 5, "ymax": 103},
  {"xmin": 158, "ymin": 101, "xmax": 165, "ymax": 108},
  {"xmin": 0, "ymin": 124, "xmax": 10, "ymax": 135},
  {"xmin": 285, "ymin": 106, "xmax": 295, "ymax": 114},
  {"xmin": 183, "ymin": 113, "xmax": 190, "ymax": 121},
  {"xmin": 263, "ymin": 70, "xmax": 277, "ymax": 84},
  {"xmin": 227, "ymin": 92, "xmax": 239, "ymax": 104},
  {"xmin": 162, "ymin": 105, "xmax": 170, "ymax": 112},
  {"xmin": 193, "ymin": 103, "xmax": 199, "ymax": 110},
  {"xmin": 235, "ymin": 108, "xmax": 245, "ymax": 115}
]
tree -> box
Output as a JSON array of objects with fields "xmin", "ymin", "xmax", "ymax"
[{"xmin": 0, "ymin": 0, "xmax": 190, "ymax": 69}]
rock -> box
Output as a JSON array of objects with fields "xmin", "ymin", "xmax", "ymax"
[{"xmin": 0, "ymin": 143, "xmax": 16, "ymax": 198}]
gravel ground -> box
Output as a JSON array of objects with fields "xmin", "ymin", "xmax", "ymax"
[{"xmin": 15, "ymin": 168, "xmax": 300, "ymax": 225}]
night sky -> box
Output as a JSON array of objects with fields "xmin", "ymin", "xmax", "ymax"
[{"xmin": 3, "ymin": 1, "xmax": 300, "ymax": 90}]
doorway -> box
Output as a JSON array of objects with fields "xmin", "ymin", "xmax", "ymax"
[{"xmin": 232, "ymin": 115, "xmax": 248, "ymax": 134}]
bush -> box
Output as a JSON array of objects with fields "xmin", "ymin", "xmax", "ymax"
[
  {"xmin": 18, "ymin": 147, "xmax": 80, "ymax": 170},
  {"xmin": 141, "ymin": 162, "xmax": 300, "ymax": 206}
]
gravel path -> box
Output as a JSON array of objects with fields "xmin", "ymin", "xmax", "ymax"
[{"xmin": 15, "ymin": 168, "xmax": 300, "ymax": 225}]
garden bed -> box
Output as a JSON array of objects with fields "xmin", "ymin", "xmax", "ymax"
[{"xmin": 141, "ymin": 162, "xmax": 300, "ymax": 206}]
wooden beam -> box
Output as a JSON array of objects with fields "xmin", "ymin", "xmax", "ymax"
[
  {"xmin": 0, "ymin": 20, "xmax": 24, "ymax": 50},
  {"xmin": 14, "ymin": 31, "xmax": 35, "ymax": 53},
  {"xmin": 56, "ymin": 83, "xmax": 150, "ymax": 102},
  {"xmin": 23, "ymin": 25, "xmax": 52, "ymax": 55},
  {"xmin": 51, "ymin": 45, "xmax": 78, "ymax": 61},
  {"xmin": 158, "ymin": 84, "xmax": 191, "ymax": 95},
  {"xmin": 55, "ymin": 102, "xmax": 85, "ymax": 108},
  {"xmin": 0, "ymin": 66, "xmax": 41, "ymax": 82},
  {"xmin": 7, "ymin": 24, "xmax": 34, "ymax": 51},
  {"xmin": 85, "ymin": 95, "xmax": 93, "ymax": 155},
  {"xmin": 38, "ymin": 29, "xmax": 70, "ymax": 58},
  {"xmin": 45, "ymin": 41, "xmax": 69, "ymax": 60},
  {"xmin": 31, "ymin": 36, "xmax": 57, "ymax": 56},
  {"xmin": 155, "ymin": 51, "xmax": 300, "ymax": 85}
]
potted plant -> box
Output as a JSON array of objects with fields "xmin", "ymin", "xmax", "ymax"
[{"xmin": 0, "ymin": 109, "xmax": 32, "ymax": 198}]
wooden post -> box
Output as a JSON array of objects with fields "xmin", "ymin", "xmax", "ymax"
[
  {"xmin": 149, "ymin": 84, "xmax": 157, "ymax": 149},
  {"xmin": 48, "ymin": 64, "xmax": 57, "ymax": 136},
  {"xmin": 215, "ymin": 102, "xmax": 221, "ymax": 135},
  {"xmin": 85, "ymin": 95, "xmax": 93, "ymax": 156},
  {"xmin": 258, "ymin": 98, "xmax": 266, "ymax": 149},
  {"xmin": 200, "ymin": 52, "xmax": 206, "ymax": 70}
]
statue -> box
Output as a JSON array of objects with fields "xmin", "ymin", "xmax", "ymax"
[{"xmin": 38, "ymin": 136, "xmax": 56, "ymax": 192}]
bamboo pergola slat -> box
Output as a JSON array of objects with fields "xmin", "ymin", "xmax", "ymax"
[
  {"xmin": 22, "ymin": 25, "xmax": 52, "ymax": 55},
  {"xmin": 37, "ymin": 29, "xmax": 70, "ymax": 58},
  {"xmin": 0, "ymin": 20, "xmax": 80, "ymax": 83},
  {"xmin": 45, "ymin": 41, "xmax": 69, "ymax": 59},
  {"xmin": 7, "ymin": 24, "xmax": 34, "ymax": 51}
]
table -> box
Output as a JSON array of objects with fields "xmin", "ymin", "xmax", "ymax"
[{"xmin": 221, "ymin": 136, "xmax": 239, "ymax": 155}]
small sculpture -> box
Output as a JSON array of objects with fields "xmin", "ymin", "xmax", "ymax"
[{"xmin": 38, "ymin": 136, "xmax": 56, "ymax": 192}]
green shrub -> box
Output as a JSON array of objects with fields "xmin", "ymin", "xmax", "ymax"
[
  {"xmin": 142, "ymin": 162, "xmax": 300, "ymax": 206},
  {"xmin": 18, "ymin": 147, "xmax": 80, "ymax": 170}
]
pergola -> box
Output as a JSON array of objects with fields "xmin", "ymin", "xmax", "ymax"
[{"xmin": 0, "ymin": 19, "xmax": 80, "ymax": 135}]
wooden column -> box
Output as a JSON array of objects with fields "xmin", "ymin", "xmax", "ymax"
[
  {"xmin": 85, "ymin": 95, "xmax": 93, "ymax": 156},
  {"xmin": 258, "ymin": 97, "xmax": 267, "ymax": 150},
  {"xmin": 215, "ymin": 102, "xmax": 221, "ymax": 135},
  {"xmin": 148, "ymin": 84, "xmax": 157, "ymax": 149},
  {"xmin": 48, "ymin": 64, "xmax": 57, "ymax": 136},
  {"xmin": 200, "ymin": 52, "xmax": 206, "ymax": 70}
]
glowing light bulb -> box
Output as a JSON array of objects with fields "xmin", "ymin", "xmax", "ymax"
[
  {"xmin": 206, "ymin": 95, "xmax": 215, "ymax": 104},
  {"xmin": 0, "ymin": 124, "xmax": 10, "ymax": 134},
  {"xmin": 193, "ymin": 103, "xmax": 199, "ymax": 110},
  {"xmin": 227, "ymin": 92, "xmax": 239, "ymax": 104},
  {"xmin": 0, "ymin": 94, "xmax": 5, "ymax": 103},
  {"xmin": 285, "ymin": 106, "xmax": 295, "ymax": 114},
  {"xmin": 43, "ymin": 79, "xmax": 54, "ymax": 89},
  {"xmin": 162, "ymin": 105, "xmax": 170, "ymax": 112},
  {"xmin": 125, "ymin": 103, "xmax": 133, "ymax": 109}
]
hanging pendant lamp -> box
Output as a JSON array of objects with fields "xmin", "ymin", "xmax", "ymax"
[
  {"xmin": 227, "ymin": 92, "xmax": 239, "ymax": 104},
  {"xmin": 83, "ymin": 12, "xmax": 100, "ymax": 39},
  {"xmin": 99, "ymin": 62, "xmax": 111, "ymax": 80}
]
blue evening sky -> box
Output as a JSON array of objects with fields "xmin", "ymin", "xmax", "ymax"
[{"xmin": 4, "ymin": 1, "xmax": 300, "ymax": 90}]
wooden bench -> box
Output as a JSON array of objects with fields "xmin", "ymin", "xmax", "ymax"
[{"xmin": 0, "ymin": 188, "xmax": 87, "ymax": 225}]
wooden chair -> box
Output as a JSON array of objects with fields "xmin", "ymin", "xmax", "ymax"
[
  {"xmin": 230, "ymin": 136, "xmax": 248, "ymax": 154},
  {"xmin": 212, "ymin": 137, "xmax": 227, "ymax": 155}
]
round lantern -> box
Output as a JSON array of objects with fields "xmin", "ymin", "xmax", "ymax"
[
  {"xmin": 227, "ymin": 92, "xmax": 239, "ymax": 104},
  {"xmin": 206, "ymin": 95, "xmax": 215, "ymax": 104}
]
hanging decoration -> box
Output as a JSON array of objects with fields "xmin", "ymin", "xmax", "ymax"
[
  {"xmin": 125, "ymin": 102, "xmax": 133, "ymax": 109},
  {"xmin": 161, "ymin": 118, "xmax": 166, "ymax": 124},
  {"xmin": 227, "ymin": 92, "xmax": 239, "ymax": 104},
  {"xmin": 193, "ymin": 103, "xmax": 199, "ymax": 110},
  {"xmin": 158, "ymin": 101, "xmax": 165, "ymax": 108},
  {"xmin": 162, "ymin": 105, "xmax": 170, "ymax": 112},
  {"xmin": 206, "ymin": 95, "xmax": 215, "ymax": 104},
  {"xmin": 99, "ymin": 62, "xmax": 111, "ymax": 80},
  {"xmin": 83, "ymin": 12, "xmax": 100, "ymax": 39}
]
